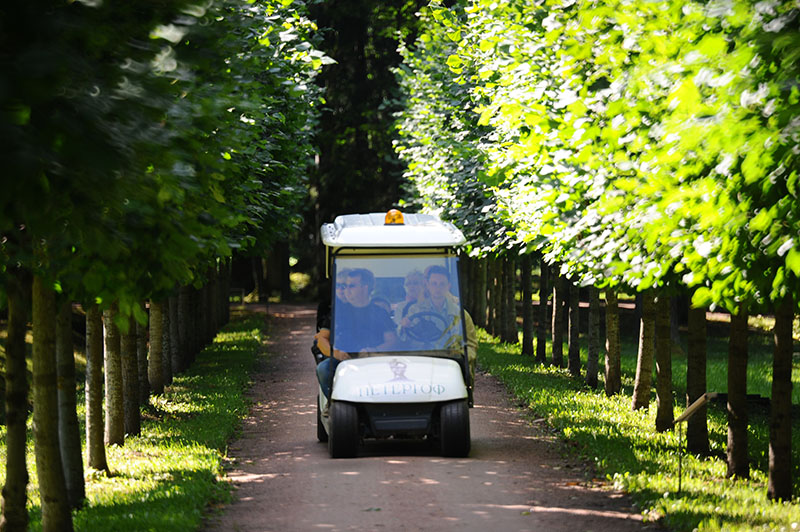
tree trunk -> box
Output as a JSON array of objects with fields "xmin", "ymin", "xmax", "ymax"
[
  {"xmin": 671, "ymin": 295, "xmax": 686, "ymax": 357},
  {"xmin": 520, "ymin": 254, "xmax": 534, "ymax": 356},
  {"xmin": 120, "ymin": 314, "xmax": 140, "ymax": 436},
  {"xmin": 551, "ymin": 270, "xmax": 566, "ymax": 367},
  {"xmin": 567, "ymin": 279, "xmax": 581, "ymax": 376},
  {"xmin": 654, "ymin": 294, "xmax": 674, "ymax": 432},
  {"xmin": 585, "ymin": 286, "xmax": 600, "ymax": 389},
  {"xmin": 148, "ymin": 300, "xmax": 165, "ymax": 395},
  {"xmin": 503, "ymin": 255, "xmax": 517, "ymax": 344},
  {"xmin": 205, "ymin": 273, "xmax": 215, "ymax": 344},
  {"xmin": 461, "ymin": 256, "xmax": 473, "ymax": 317},
  {"xmin": 474, "ymin": 259, "xmax": 487, "ymax": 329},
  {"xmin": 687, "ymin": 303, "xmax": 709, "ymax": 454},
  {"xmin": 85, "ymin": 306, "xmax": 108, "ymax": 471},
  {"xmin": 0, "ymin": 270, "xmax": 31, "ymax": 532},
  {"xmin": 604, "ymin": 289, "xmax": 622, "ymax": 396},
  {"xmin": 632, "ymin": 291, "xmax": 655, "ymax": 410},
  {"xmin": 536, "ymin": 260, "xmax": 549, "ymax": 364},
  {"xmin": 251, "ymin": 256, "xmax": 263, "ymax": 303},
  {"xmin": 161, "ymin": 304, "xmax": 172, "ymax": 386},
  {"xmin": 136, "ymin": 306, "xmax": 149, "ymax": 404},
  {"xmin": 768, "ymin": 294, "xmax": 793, "ymax": 501},
  {"xmin": 178, "ymin": 285, "xmax": 192, "ymax": 365},
  {"xmin": 104, "ymin": 304, "xmax": 124, "ymax": 446},
  {"xmin": 489, "ymin": 256, "xmax": 501, "ymax": 337},
  {"xmin": 169, "ymin": 294, "xmax": 181, "ymax": 375},
  {"xmin": 727, "ymin": 304, "xmax": 749, "ymax": 479},
  {"xmin": 56, "ymin": 300, "xmax": 85, "ymax": 509},
  {"xmin": 32, "ymin": 275, "xmax": 73, "ymax": 531},
  {"xmin": 189, "ymin": 287, "xmax": 200, "ymax": 363},
  {"xmin": 222, "ymin": 258, "xmax": 232, "ymax": 325}
]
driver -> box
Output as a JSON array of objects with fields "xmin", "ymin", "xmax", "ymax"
[
  {"xmin": 316, "ymin": 268, "xmax": 397, "ymax": 399},
  {"xmin": 401, "ymin": 265, "xmax": 461, "ymax": 347},
  {"xmin": 402, "ymin": 265, "xmax": 478, "ymax": 390}
]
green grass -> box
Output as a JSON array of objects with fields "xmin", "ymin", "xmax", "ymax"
[
  {"xmin": 0, "ymin": 311, "xmax": 266, "ymax": 531},
  {"xmin": 477, "ymin": 327, "xmax": 800, "ymax": 532}
]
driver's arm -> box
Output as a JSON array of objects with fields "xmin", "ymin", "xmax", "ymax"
[
  {"xmin": 314, "ymin": 329, "xmax": 331, "ymax": 356},
  {"xmin": 315, "ymin": 329, "xmax": 350, "ymax": 360}
]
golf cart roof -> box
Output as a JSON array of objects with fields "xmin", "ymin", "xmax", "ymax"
[{"xmin": 321, "ymin": 211, "xmax": 466, "ymax": 249}]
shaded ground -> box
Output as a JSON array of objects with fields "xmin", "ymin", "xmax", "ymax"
[{"xmin": 203, "ymin": 303, "xmax": 665, "ymax": 532}]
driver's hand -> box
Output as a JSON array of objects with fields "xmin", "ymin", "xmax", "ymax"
[
  {"xmin": 333, "ymin": 349, "xmax": 350, "ymax": 361},
  {"xmin": 399, "ymin": 317, "xmax": 411, "ymax": 328}
]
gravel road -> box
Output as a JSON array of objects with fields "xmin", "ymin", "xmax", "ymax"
[{"xmin": 203, "ymin": 303, "xmax": 663, "ymax": 532}]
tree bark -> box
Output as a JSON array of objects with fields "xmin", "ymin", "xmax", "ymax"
[
  {"xmin": 461, "ymin": 256, "xmax": 473, "ymax": 318},
  {"xmin": 632, "ymin": 291, "xmax": 655, "ymax": 410},
  {"xmin": 536, "ymin": 260, "xmax": 549, "ymax": 364},
  {"xmin": 521, "ymin": 254, "xmax": 534, "ymax": 356},
  {"xmin": 32, "ymin": 275, "xmax": 73, "ymax": 531},
  {"xmin": 489, "ymin": 256, "xmax": 501, "ymax": 337},
  {"xmin": 604, "ymin": 289, "xmax": 622, "ymax": 396},
  {"xmin": 768, "ymin": 294, "xmax": 793, "ymax": 501},
  {"xmin": 654, "ymin": 294, "xmax": 674, "ymax": 432},
  {"xmin": 169, "ymin": 293, "xmax": 181, "ymax": 375},
  {"xmin": 204, "ymin": 276, "xmax": 214, "ymax": 344},
  {"xmin": 585, "ymin": 286, "xmax": 600, "ymax": 389},
  {"xmin": 56, "ymin": 300, "xmax": 85, "ymax": 509},
  {"xmin": 727, "ymin": 304, "xmax": 749, "ymax": 479},
  {"xmin": 178, "ymin": 285, "xmax": 192, "ymax": 365},
  {"xmin": 687, "ymin": 303, "xmax": 709, "ymax": 454},
  {"xmin": 474, "ymin": 259, "xmax": 487, "ymax": 329},
  {"xmin": 161, "ymin": 304, "xmax": 172, "ymax": 386},
  {"xmin": 221, "ymin": 257, "xmax": 232, "ymax": 325},
  {"xmin": 567, "ymin": 279, "xmax": 581, "ymax": 376},
  {"xmin": 671, "ymin": 295, "xmax": 686, "ymax": 357},
  {"xmin": 103, "ymin": 304, "xmax": 124, "ymax": 446},
  {"xmin": 0, "ymin": 270, "xmax": 31, "ymax": 532},
  {"xmin": 502, "ymin": 255, "xmax": 517, "ymax": 344},
  {"xmin": 148, "ymin": 300, "xmax": 165, "ymax": 395},
  {"xmin": 121, "ymin": 314, "xmax": 140, "ymax": 436},
  {"xmin": 85, "ymin": 306, "xmax": 108, "ymax": 471},
  {"xmin": 136, "ymin": 306, "xmax": 149, "ymax": 404},
  {"xmin": 551, "ymin": 269, "xmax": 566, "ymax": 367}
]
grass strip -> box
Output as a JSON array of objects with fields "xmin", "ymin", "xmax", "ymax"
[
  {"xmin": 476, "ymin": 329, "xmax": 800, "ymax": 532},
  {"xmin": 0, "ymin": 310, "xmax": 266, "ymax": 531}
]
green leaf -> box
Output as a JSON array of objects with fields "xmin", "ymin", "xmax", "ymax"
[
  {"xmin": 446, "ymin": 54, "xmax": 463, "ymax": 70},
  {"xmin": 692, "ymin": 287, "xmax": 713, "ymax": 307},
  {"xmin": 786, "ymin": 248, "xmax": 800, "ymax": 276}
]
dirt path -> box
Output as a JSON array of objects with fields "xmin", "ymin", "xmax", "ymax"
[{"xmin": 204, "ymin": 303, "xmax": 662, "ymax": 532}]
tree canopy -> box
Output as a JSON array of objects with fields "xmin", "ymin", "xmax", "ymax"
[
  {"xmin": 0, "ymin": 0, "xmax": 327, "ymax": 311},
  {"xmin": 396, "ymin": 0, "xmax": 800, "ymax": 313}
]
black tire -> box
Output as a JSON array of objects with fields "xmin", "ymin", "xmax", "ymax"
[
  {"xmin": 440, "ymin": 400, "xmax": 470, "ymax": 457},
  {"xmin": 328, "ymin": 401, "xmax": 359, "ymax": 458},
  {"xmin": 317, "ymin": 395, "xmax": 328, "ymax": 443}
]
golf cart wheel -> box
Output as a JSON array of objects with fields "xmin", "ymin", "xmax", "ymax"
[
  {"xmin": 328, "ymin": 401, "xmax": 359, "ymax": 458},
  {"xmin": 440, "ymin": 400, "xmax": 470, "ymax": 457},
  {"xmin": 317, "ymin": 395, "xmax": 328, "ymax": 443}
]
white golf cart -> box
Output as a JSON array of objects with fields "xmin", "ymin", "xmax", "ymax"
[{"xmin": 315, "ymin": 210, "xmax": 472, "ymax": 458}]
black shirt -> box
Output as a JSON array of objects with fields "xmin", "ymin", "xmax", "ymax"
[{"xmin": 333, "ymin": 301, "xmax": 395, "ymax": 353}]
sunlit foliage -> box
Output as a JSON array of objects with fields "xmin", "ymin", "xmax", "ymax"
[
  {"xmin": 0, "ymin": 0, "xmax": 328, "ymax": 309},
  {"xmin": 396, "ymin": 0, "xmax": 800, "ymax": 311}
]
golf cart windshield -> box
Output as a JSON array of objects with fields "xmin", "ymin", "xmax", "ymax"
[{"xmin": 331, "ymin": 255, "xmax": 464, "ymax": 359}]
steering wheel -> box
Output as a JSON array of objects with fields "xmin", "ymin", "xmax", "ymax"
[{"xmin": 404, "ymin": 311, "xmax": 449, "ymax": 343}]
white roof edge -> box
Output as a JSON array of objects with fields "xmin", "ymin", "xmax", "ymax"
[{"xmin": 321, "ymin": 212, "xmax": 466, "ymax": 248}]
